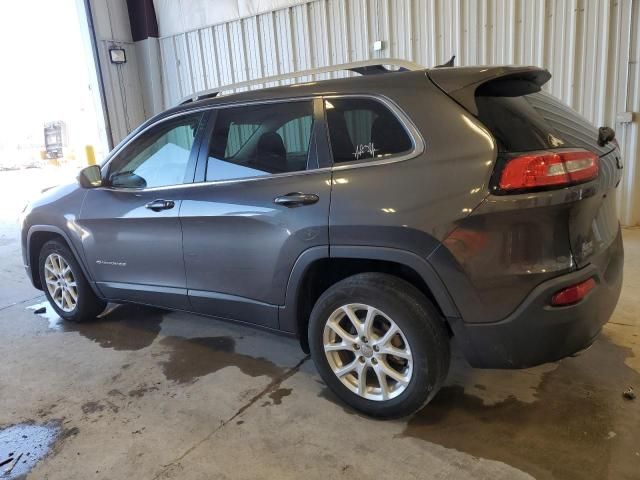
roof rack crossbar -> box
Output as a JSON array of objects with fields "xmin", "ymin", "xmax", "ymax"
[{"xmin": 178, "ymin": 58, "xmax": 424, "ymax": 105}]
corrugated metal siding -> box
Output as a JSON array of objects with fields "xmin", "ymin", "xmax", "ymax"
[{"xmin": 157, "ymin": 0, "xmax": 639, "ymax": 224}]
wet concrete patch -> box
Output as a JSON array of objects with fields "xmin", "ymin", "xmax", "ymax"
[
  {"xmin": 80, "ymin": 400, "xmax": 119, "ymax": 417},
  {"xmin": 159, "ymin": 336, "xmax": 285, "ymax": 384},
  {"xmin": 128, "ymin": 383, "xmax": 160, "ymax": 398},
  {"xmin": 0, "ymin": 423, "xmax": 59, "ymax": 478},
  {"xmin": 267, "ymin": 388, "xmax": 292, "ymax": 405},
  {"xmin": 402, "ymin": 336, "xmax": 640, "ymax": 480},
  {"xmin": 80, "ymin": 402, "xmax": 104, "ymax": 415},
  {"xmin": 261, "ymin": 387, "xmax": 293, "ymax": 407},
  {"xmin": 29, "ymin": 302, "xmax": 164, "ymax": 351}
]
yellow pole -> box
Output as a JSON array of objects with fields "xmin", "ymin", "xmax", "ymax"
[{"xmin": 85, "ymin": 145, "xmax": 96, "ymax": 166}]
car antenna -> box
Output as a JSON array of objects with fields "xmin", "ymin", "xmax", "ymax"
[{"xmin": 435, "ymin": 55, "xmax": 456, "ymax": 68}]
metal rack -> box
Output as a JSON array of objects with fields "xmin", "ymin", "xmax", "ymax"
[{"xmin": 178, "ymin": 58, "xmax": 425, "ymax": 105}]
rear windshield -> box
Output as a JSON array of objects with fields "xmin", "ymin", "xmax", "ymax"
[{"xmin": 476, "ymin": 91, "xmax": 608, "ymax": 155}]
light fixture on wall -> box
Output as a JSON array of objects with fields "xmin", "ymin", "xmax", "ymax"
[{"xmin": 109, "ymin": 48, "xmax": 127, "ymax": 64}]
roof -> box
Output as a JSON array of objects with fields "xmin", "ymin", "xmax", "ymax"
[{"xmin": 162, "ymin": 68, "xmax": 431, "ymax": 117}]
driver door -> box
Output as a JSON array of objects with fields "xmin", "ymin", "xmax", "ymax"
[{"xmin": 78, "ymin": 111, "xmax": 207, "ymax": 309}]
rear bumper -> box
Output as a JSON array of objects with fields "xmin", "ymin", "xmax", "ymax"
[{"xmin": 450, "ymin": 228, "xmax": 623, "ymax": 368}]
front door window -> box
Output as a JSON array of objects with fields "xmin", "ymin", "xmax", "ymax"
[{"xmin": 108, "ymin": 113, "xmax": 204, "ymax": 189}]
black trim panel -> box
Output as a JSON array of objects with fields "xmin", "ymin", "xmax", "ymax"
[
  {"xmin": 189, "ymin": 289, "xmax": 278, "ymax": 329},
  {"xmin": 330, "ymin": 245, "xmax": 460, "ymax": 318},
  {"xmin": 96, "ymin": 281, "xmax": 189, "ymax": 310},
  {"xmin": 27, "ymin": 225, "xmax": 104, "ymax": 299},
  {"xmin": 278, "ymin": 245, "xmax": 461, "ymax": 335},
  {"xmin": 279, "ymin": 246, "xmax": 329, "ymax": 333}
]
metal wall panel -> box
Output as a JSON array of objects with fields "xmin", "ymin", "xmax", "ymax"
[
  {"xmin": 89, "ymin": 0, "xmax": 147, "ymax": 145},
  {"xmin": 96, "ymin": 41, "xmax": 146, "ymax": 143},
  {"xmin": 156, "ymin": 0, "xmax": 639, "ymax": 224}
]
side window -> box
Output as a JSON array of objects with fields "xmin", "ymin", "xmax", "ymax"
[
  {"xmin": 225, "ymin": 122, "xmax": 260, "ymax": 157},
  {"xmin": 324, "ymin": 98, "xmax": 413, "ymax": 163},
  {"xmin": 108, "ymin": 113, "xmax": 203, "ymax": 189},
  {"xmin": 205, "ymin": 101, "xmax": 314, "ymax": 182}
]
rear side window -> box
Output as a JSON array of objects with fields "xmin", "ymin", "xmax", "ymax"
[
  {"xmin": 206, "ymin": 101, "xmax": 314, "ymax": 182},
  {"xmin": 325, "ymin": 98, "xmax": 413, "ymax": 163}
]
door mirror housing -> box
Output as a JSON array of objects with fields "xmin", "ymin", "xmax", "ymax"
[
  {"xmin": 78, "ymin": 165, "xmax": 103, "ymax": 188},
  {"xmin": 110, "ymin": 171, "xmax": 147, "ymax": 189}
]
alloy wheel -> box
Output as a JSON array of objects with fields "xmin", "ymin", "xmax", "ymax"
[
  {"xmin": 44, "ymin": 253, "xmax": 78, "ymax": 312},
  {"xmin": 322, "ymin": 303, "xmax": 413, "ymax": 401}
]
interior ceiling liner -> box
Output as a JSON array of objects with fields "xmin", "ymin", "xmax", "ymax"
[{"xmin": 153, "ymin": 0, "xmax": 308, "ymax": 37}]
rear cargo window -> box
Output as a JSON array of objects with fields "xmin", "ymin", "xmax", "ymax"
[
  {"xmin": 475, "ymin": 91, "xmax": 605, "ymax": 154},
  {"xmin": 475, "ymin": 95, "xmax": 565, "ymax": 152}
]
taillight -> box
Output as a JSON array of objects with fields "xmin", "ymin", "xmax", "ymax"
[
  {"xmin": 499, "ymin": 149, "xmax": 599, "ymax": 192},
  {"xmin": 550, "ymin": 278, "xmax": 596, "ymax": 306}
]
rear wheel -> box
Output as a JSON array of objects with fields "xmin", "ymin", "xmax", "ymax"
[
  {"xmin": 309, "ymin": 273, "xmax": 450, "ymax": 418},
  {"xmin": 38, "ymin": 239, "xmax": 106, "ymax": 322}
]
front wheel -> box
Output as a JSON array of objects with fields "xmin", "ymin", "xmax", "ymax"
[
  {"xmin": 308, "ymin": 273, "xmax": 450, "ymax": 419},
  {"xmin": 38, "ymin": 239, "xmax": 106, "ymax": 322}
]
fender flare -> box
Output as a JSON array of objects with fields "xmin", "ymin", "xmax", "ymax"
[
  {"xmin": 27, "ymin": 225, "xmax": 104, "ymax": 298},
  {"xmin": 278, "ymin": 245, "xmax": 461, "ymax": 335}
]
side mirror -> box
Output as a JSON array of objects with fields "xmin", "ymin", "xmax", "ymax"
[
  {"xmin": 78, "ymin": 165, "xmax": 103, "ymax": 188},
  {"xmin": 597, "ymin": 126, "xmax": 616, "ymax": 147},
  {"xmin": 110, "ymin": 171, "xmax": 147, "ymax": 189}
]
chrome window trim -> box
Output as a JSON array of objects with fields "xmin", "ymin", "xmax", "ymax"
[
  {"xmin": 107, "ymin": 166, "xmax": 332, "ymax": 192},
  {"xmin": 103, "ymin": 94, "xmax": 424, "ymax": 193}
]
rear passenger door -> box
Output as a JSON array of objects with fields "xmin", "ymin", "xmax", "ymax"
[{"xmin": 180, "ymin": 98, "xmax": 331, "ymax": 329}]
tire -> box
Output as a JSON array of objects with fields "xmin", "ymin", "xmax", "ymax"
[
  {"xmin": 38, "ymin": 239, "xmax": 106, "ymax": 322},
  {"xmin": 308, "ymin": 273, "xmax": 450, "ymax": 419}
]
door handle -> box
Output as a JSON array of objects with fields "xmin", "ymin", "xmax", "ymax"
[
  {"xmin": 145, "ymin": 199, "xmax": 175, "ymax": 211},
  {"xmin": 273, "ymin": 192, "xmax": 319, "ymax": 207}
]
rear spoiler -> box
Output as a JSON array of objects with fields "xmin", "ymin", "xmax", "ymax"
[{"xmin": 428, "ymin": 66, "xmax": 551, "ymax": 115}]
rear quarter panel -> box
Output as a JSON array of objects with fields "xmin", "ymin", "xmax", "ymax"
[{"xmin": 328, "ymin": 74, "xmax": 495, "ymax": 257}]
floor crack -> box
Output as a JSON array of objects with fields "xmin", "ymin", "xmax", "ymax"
[
  {"xmin": 152, "ymin": 355, "xmax": 310, "ymax": 479},
  {"xmin": 0, "ymin": 294, "xmax": 45, "ymax": 312},
  {"xmin": 608, "ymin": 321, "xmax": 638, "ymax": 328}
]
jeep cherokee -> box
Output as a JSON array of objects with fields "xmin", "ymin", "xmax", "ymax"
[{"xmin": 20, "ymin": 64, "xmax": 624, "ymax": 418}]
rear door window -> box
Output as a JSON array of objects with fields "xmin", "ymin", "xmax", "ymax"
[
  {"xmin": 324, "ymin": 98, "xmax": 413, "ymax": 163},
  {"xmin": 205, "ymin": 101, "xmax": 314, "ymax": 182}
]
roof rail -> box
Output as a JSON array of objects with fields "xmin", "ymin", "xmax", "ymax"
[{"xmin": 178, "ymin": 58, "xmax": 425, "ymax": 105}]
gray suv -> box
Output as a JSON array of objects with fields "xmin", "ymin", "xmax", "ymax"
[{"xmin": 21, "ymin": 65, "xmax": 624, "ymax": 418}]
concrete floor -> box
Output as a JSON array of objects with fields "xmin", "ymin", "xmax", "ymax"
[{"xmin": 0, "ymin": 169, "xmax": 639, "ymax": 479}]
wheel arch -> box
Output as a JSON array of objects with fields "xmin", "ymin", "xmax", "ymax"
[
  {"xmin": 279, "ymin": 245, "xmax": 460, "ymax": 352},
  {"xmin": 27, "ymin": 225, "xmax": 101, "ymax": 297}
]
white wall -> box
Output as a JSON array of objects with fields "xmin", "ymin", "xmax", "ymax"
[{"xmin": 153, "ymin": 0, "xmax": 307, "ymax": 36}]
